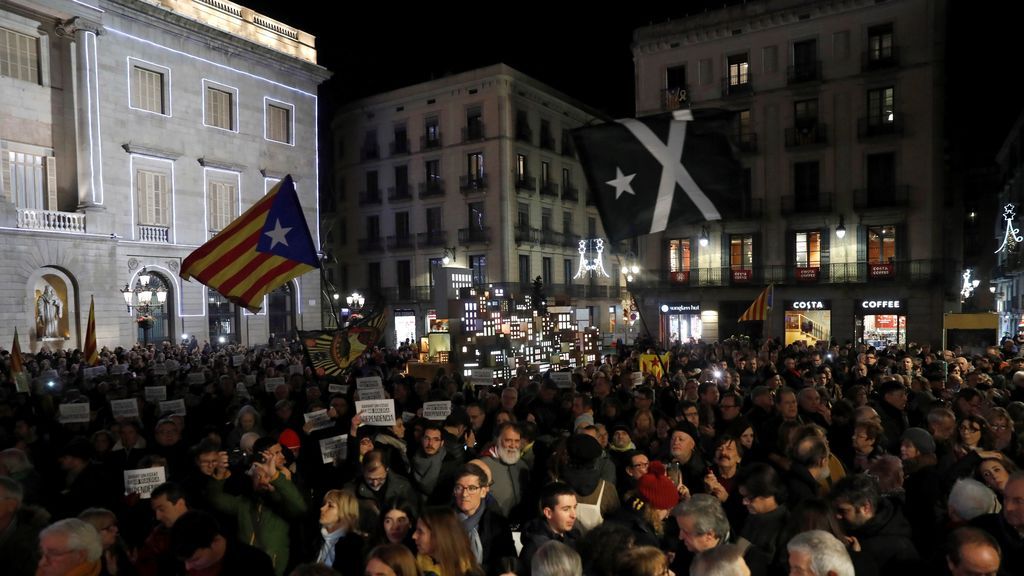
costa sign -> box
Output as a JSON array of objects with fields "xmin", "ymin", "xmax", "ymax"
[
  {"xmin": 860, "ymin": 300, "xmax": 903, "ymax": 310},
  {"xmin": 788, "ymin": 300, "xmax": 829, "ymax": 310}
]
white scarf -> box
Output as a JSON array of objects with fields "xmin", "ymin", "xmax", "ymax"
[{"xmin": 317, "ymin": 526, "xmax": 346, "ymax": 567}]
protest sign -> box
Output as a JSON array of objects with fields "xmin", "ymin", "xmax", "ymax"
[
  {"xmin": 264, "ymin": 377, "xmax": 285, "ymax": 393},
  {"xmin": 144, "ymin": 386, "xmax": 167, "ymax": 403},
  {"xmin": 245, "ymin": 374, "xmax": 257, "ymax": 385},
  {"xmin": 59, "ymin": 402, "xmax": 90, "ymax": 424},
  {"xmin": 631, "ymin": 371, "xmax": 644, "ymax": 386},
  {"xmin": 319, "ymin": 434, "xmax": 348, "ymax": 464},
  {"xmin": 232, "ymin": 355, "xmax": 245, "ymax": 366},
  {"xmin": 550, "ymin": 372, "xmax": 573, "ymax": 388},
  {"xmin": 165, "ymin": 360, "xmax": 179, "ymax": 372},
  {"xmin": 152, "ymin": 364, "xmax": 168, "ymax": 376},
  {"xmin": 357, "ymin": 376, "xmax": 384, "ymax": 392},
  {"xmin": 236, "ymin": 383, "xmax": 251, "ymax": 399},
  {"xmin": 159, "ymin": 399, "xmax": 187, "ymax": 416},
  {"xmin": 355, "ymin": 399, "xmax": 396, "ymax": 426},
  {"xmin": 187, "ymin": 373, "xmax": 206, "ymax": 385},
  {"xmin": 111, "ymin": 398, "xmax": 140, "ymax": 420},
  {"xmin": 423, "ymin": 401, "xmax": 452, "ymax": 421},
  {"xmin": 111, "ymin": 364, "xmax": 129, "ymax": 375},
  {"xmin": 471, "ymin": 369, "xmax": 494, "ymax": 387},
  {"xmin": 83, "ymin": 366, "xmax": 107, "ymax": 380},
  {"xmin": 124, "ymin": 467, "xmax": 166, "ymax": 498},
  {"xmin": 304, "ymin": 409, "xmax": 334, "ymax": 432},
  {"xmin": 328, "ymin": 384, "xmax": 349, "ymax": 395}
]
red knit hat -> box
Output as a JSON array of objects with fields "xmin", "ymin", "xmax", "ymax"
[
  {"xmin": 637, "ymin": 461, "xmax": 680, "ymax": 510},
  {"xmin": 279, "ymin": 428, "xmax": 301, "ymax": 450}
]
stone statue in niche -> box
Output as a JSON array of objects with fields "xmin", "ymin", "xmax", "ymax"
[{"xmin": 37, "ymin": 285, "xmax": 64, "ymax": 339}]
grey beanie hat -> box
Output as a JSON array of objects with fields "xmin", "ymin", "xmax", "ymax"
[{"xmin": 901, "ymin": 427, "xmax": 936, "ymax": 455}]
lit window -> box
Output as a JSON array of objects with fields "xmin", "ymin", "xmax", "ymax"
[
  {"xmin": 795, "ymin": 232, "xmax": 821, "ymax": 268},
  {"xmin": 669, "ymin": 239, "xmax": 691, "ymax": 272},
  {"xmin": 137, "ymin": 169, "xmax": 170, "ymax": 226}
]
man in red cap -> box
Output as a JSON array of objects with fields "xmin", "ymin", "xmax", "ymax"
[{"xmin": 278, "ymin": 429, "xmax": 301, "ymax": 459}]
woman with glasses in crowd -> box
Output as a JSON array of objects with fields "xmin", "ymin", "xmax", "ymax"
[
  {"xmin": 955, "ymin": 414, "xmax": 995, "ymax": 459},
  {"xmin": 987, "ymin": 407, "xmax": 1020, "ymax": 459},
  {"xmin": 78, "ymin": 507, "xmax": 137, "ymax": 576}
]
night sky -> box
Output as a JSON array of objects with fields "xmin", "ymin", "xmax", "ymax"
[{"xmin": 245, "ymin": 1, "xmax": 1020, "ymax": 169}]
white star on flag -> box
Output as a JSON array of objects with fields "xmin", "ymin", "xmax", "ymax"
[
  {"xmin": 606, "ymin": 167, "xmax": 636, "ymax": 199},
  {"xmin": 264, "ymin": 219, "xmax": 292, "ymax": 249}
]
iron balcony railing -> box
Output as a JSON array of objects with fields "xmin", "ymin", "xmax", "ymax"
[
  {"xmin": 516, "ymin": 175, "xmax": 537, "ymax": 193},
  {"xmin": 357, "ymin": 237, "xmax": 385, "ymax": 252},
  {"xmin": 539, "ymin": 132, "xmax": 556, "ymax": 151},
  {"xmin": 540, "ymin": 181, "xmax": 559, "ymax": 198},
  {"xmin": 387, "ymin": 184, "xmax": 412, "ymax": 202},
  {"xmin": 516, "ymin": 123, "xmax": 532, "ymax": 143},
  {"xmin": 722, "ymin": 74, "xmax": 753, "ymax": 97},
  {"xmin": 853, "ymin": 185, "xmax": 910, "ymax": 210},
  {"xmin": 857, "ymin": 116, "xmax": 905, "ymax": 139},
  {"xmin": 787, "ymin": 61, "xmax": 822, "ymax": 84},
  {"xmin": 459, "ymin": 174, "xmax": 488, "ymax": 193},
  {"xmin": 386, "ymin": 234, "xmax": 415, "ymax": 251},
  {"xmin": 785, "ymin": 123, "xmax": 828, "ymax": 148},
  {"xmin": 458, "ymin": 226, "xmax": 491, "ymax": 244},
  {"xmin": 736, "ymin": 132, "xmax": 758, "ymax": 153},
  {"xmin": 562, "ymin": 185, "xmax": 579, "ymax": 202},
  {"xmin": 463, "ymin": 123, "xmax": 485, "ymax": 142},
  {"xmin": 421, "ymin": 133, "xmax": 442, "ymax": 150},
  {"xmin": 417, "ymin": 230, "xmax": 448, "ymax": 248},
  {"xmin": 780, "ymin": 193, "xmax": 833, "ymax": 215},
  {"xmin": 418, "ymin": 179, "xmax": 445, "ymax": 199},
  {"xmin": 360, "ymin": 144, "xmax": 379, "ymax": 161},
  {"xmin": 653, "ymin": 259, "xmax": 950, "ymax": 288},
  {"xmin": 389, "ymin": 139, "xmax": 409, "ymax": 156},
  {"xmin": 358, "ymin": 190, "xmax": 382, "ymax": 205},
  {"xmin": 515, "ymin": 224, "xmax": 539, "ymax": 244},
  {"xmin": 862, "ymin": 46, "xmax": 900, "ymax": 71}
]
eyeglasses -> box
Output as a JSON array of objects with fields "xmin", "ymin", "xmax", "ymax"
[
  {"xmin": 631, "ymin": 461, "xmax": 650, "ymax": 469},
  {"xmin": 959, "ymin": 425, "xmax": 981, "ymax": 433},
  {"xmin": 40, "ymin": 549, "xmax": 79, "ymax": 560},
  {"xmin": 365, "ymin": 475, "xmax": 388, "ymax": 485},
  {"xmin": 991, "ymin": 424, "xmax": 1011, "ymax": 431},
  {"xmin": 453, "ymin": 485, "xmax": 482, "ymax": 495}
]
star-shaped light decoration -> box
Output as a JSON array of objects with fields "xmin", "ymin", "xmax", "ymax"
[
  {"xmin": 605, "ymin": 167, "xmax": 636, "ymax": 199},
  {"xmin": 996, "ymin": 203, "xmax": 1023, "ymax": 254}
]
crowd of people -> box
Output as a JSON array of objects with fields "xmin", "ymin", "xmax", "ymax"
[{"xmin": 2, "ymin": 332, "xmax": 1024, "ymax": 576}]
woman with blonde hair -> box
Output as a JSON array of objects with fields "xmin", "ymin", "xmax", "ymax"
[
  {"xmin": 613, "ymin": 545, "xmax": 675, "ymax": 576},
  {"xmin": 364, "ymin": 543, "xmax": 421, "ymax": 576},
  {"xmin": 412, "ymin": 507, "xmax": 481, "ymax": 576},
  {"xmin": 316, "ymin": 489, "xmax": 366, "ymax": 576}
]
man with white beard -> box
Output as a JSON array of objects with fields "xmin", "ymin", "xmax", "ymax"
[{"xmin": 482, "ymin": 422, "xmax": 531, "ymax": 523}]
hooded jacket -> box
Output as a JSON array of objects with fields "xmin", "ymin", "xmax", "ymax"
[{"xmin": 847, "ymin": 497, "xmax": 919, "ymax": 576}]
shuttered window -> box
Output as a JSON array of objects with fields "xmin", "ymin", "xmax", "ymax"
[{"xmin": 137, "ymin": 169, "xmax": 169, "ymax": 226}]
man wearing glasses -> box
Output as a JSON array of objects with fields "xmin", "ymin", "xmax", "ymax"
[
  {"xmin": 619, "ymin": 450, "xmax": 651, "ymax": 500},
  {"xmin": 36, "ymin": 518, "xmax": 102, "ymax": 576},
  {"xmin": 452, "ymin": 463, "xmax": 515, "ymax": 575}
]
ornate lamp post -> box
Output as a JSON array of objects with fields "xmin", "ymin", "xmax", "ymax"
[{"xmin": 121, "ymin": 269, "xmax": 167, "ymax": 346}]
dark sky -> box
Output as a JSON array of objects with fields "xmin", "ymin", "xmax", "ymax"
[{"xmin": 245, "ymin": 1, "xmax": 1020, "ymax": 167}]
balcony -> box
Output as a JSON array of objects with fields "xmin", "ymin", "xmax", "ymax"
[
  {"xmin": 540, "ymin": 131, "xmax": 556, "ymax": 151},
  {"xmin": 780, "ymin": 193, "xmax": 833, "ymax": 215},
  {"xmin": 785, "ymin": 124, "xmax": 828, "ymax": 148},
  {"xmin": 662, "ymin": 86, "xmax": 689, "ymax": 112},
  {"xmin": 736, "ymin": 132, "xmax": 758, "ymax": 153},
  {"xmin": 418, "ymin": 179, "xmax": 445, "ymax": 199},
  {"xmin": 516, "ymin": 175, "xmax": 537, "ymax": 193},
  {"xmin": 562, "ymin": 232, "xmax": 581, "ymax": 249},
  {"xmin": 138, "ymin": 225, "xmax": 169, "ymax": 243},
  {"xmin": 462, "ymin": 122, "xmax": 485, "ymax": 142},
  {"xmin": 459, "ymin": 174, "xmax": 488, "ymax": 194},
  {"xmin": 387, "ymin": 185, "xmax": 411, "ymax": 202},
  {"xmin": 539, "ymin": 228, "xmax": 561, "ymax": 246},
  {"xmin": 561, "ymin": 135, "xmax": 576, "ymax": 157},
  {"xmin": 380, "ymin": 286, "xmax": 432, "ymax": 303},
  {"xmin": 647, "ymin": 260, "xmax": 950, "ymax": 289},
  {"xmin": 421, "ymin": 133, "xmax": 442, "ymax": 150},
  {"xmin": 389, "ymin": 139, "xmax": 409, "ymax": 156},
  {"xmin": 387, "ymin": 234, "xmax": 415, "ymax": 251},
  {"xmin": 458, "ymin": 226, "xmax": 491, "ymax": 245},
  {"xmin": 516, "ymin": 123, "xmax": 532, "ymax": 144},
  {"xmin": 862, "ymin": 46, "xmax": 900, "ymax": 72},
  {"xmin": 736, "ymin": 198, "xmax": 764, "ymax": 219},
  {"xmin": 357, "ymin": 237, "xmax": 385, "ymax": 252},
  {"xmin": 515, "ymin": 224, "xmax": 538, "ymax": 244},
  {"xmin": 787, "ymin": 62, "xmax": 822, "ymax": 85},
  {"xmin": 17, "ymin": 209, "xmax": 86, "ymax": 233},
  {"xmin": 540, "ymin": 181, "xmax": 560, "ymax": 198},
  {"xmin": 857, "ymin": 116, "xmax": 904, "ymax": 140},
  {"xmin": 853, "ymin": 185, "xmax": 910, "ymax": 210},
  {"xmin": 360, "ymin": 144, "xmax": 379, "ymax": 161},
  {"xmin": 358, "ymin": 190, "xmax": 382, "ymax": 205},
  {"xmin": 562, "ymin": 185, "xmax": 579, "ymax": 202},
  {"xmin": 417, "ymin": 230, "xmax": 448, "ymax": 248},
  {"xmin": 721, "ymin": 75, "xmax": 753, "ymax": 97}
]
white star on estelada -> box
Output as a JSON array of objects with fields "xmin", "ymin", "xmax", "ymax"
[
  {"xmin": 605, "ymin": 167, "xmax": 636, "ymax": 199},
  {"xmin": 264, "ymin": 219, "xmax": 292, "ymax": 249}
]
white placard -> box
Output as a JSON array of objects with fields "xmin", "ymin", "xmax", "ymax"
[
  {"xmin": 165, "ymin": 360, "xmax": 179, "ymax": 372},
  {"xmin": 304, "ymin": 409, "xmax": 334, "ymax": 431},
  {"xmin": 358, "ymin": 387, "xmax": 385, "ymax": 400},
  {"xmin": 275, "ymin": 359, "xmax": 288, "ymax": 367},
  {"xmin": 245, "ymin": 374, "xmax": 257, "ymax": 385},
  {"xmin": 355, "ymin": 399, "xmax": 396, "ymax": 426},
  {"xmin": 144, "ymin": 386, "xmax": 167, "ymax": 403},
  {"xmin": 631, "ymin": 371, "xmax": 644, "ymax": 386},
  {"xmin": 124, "ymin": 467, "xmax": 166, "ymax": 498},
  {"xmin": 111, "ymin": 398, "xmax": 140, "ymax": 420},
  {"xmin": 152, "ymin": 364, "xmax": 168, "ymax": 376},
  {"xmin": 59, "ymin": 402, "xmax": 91, "ymax": 424},
  {"xmin": 423, "ymin": 401, "xmax": 452, "ymax": 421},
  {"xmin": 471, "ymin": 369, "xmax": 494, "ymax": 387},
  {"xmin": 402, "ymin": 411, "xmax": 417, "ymax": 423},
  {"xmin": 39, "ymin": 369, "xmax": 59, "ymax": 384},
  {"xmin": 232, "ymin": 355, "xmax": 245, "ymax": 366},
  {"xmin": 357, "ymin": 376, "xmax": 384, "ymax": 391},
  {"xmin": 319, "ymin": 434, "xmax": 348, "ymax": 464},
  {"xmin": 83, "ymin": 366, "xmax": 107, "ymax": 380},
  {"xmin": 264, "ymin": 377, "xmax": 286, "ymax": 393},
  {"xmin": 159, "ymin": 399, "xmax": 187, "ymax": 416},
  {"xmin": 550, "ymin": 372, "xmax": 573, "ymax": 388},
  {"xmin": 328, "ymin": 384, "xmax": 349, "ymax": 394},
  {"xmin": 187, "ymin": 373, "xmax": 206, "ymax": 385},
  {"xmin": 236, "ymin": 383, "xmax": 251, "ymax": 399},
  {"xmin": 111, "ymin": 364, "xmax": 129, "ymax": 375},
  {"xmin": 289, "ymin": 365, "xmax": 303, "ymax": 376}
]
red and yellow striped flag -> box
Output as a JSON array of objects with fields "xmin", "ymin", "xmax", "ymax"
[
  {"xmin": 84, "ymin": 295, "xmax": 98, "ymax": 366},
  {"xmin": 180, "ymin": 175, "xmax": 319, "ymax": 312},
  {"xmin": 11, "ymin": 327, "xmax": 29, "ymax": 393},
  {"xmin": 739, "ymin": 284, "xmax": 773, "ymax": 322}
]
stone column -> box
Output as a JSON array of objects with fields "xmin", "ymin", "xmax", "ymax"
[{"xmin": 56, "ymin": 17, "xmax": 104, "ymax": 210}]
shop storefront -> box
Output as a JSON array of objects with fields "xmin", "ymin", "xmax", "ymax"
[
  {"xmin": 785, "ymin": 300, "xmax": 831, "ymax": 346},
  {"xmin": 856, "ymin": 299, "xmax": 906, "ymax": 348},
  {"xmin": 394, "ymin": 309, "xmax": 417, "ymax": 346},
  {"xmin": 660, "ymin": 303, "xmax": 702, "ymax": 345}
]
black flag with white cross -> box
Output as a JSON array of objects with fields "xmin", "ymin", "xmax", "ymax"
[{"xmin": 572, "ymin": 109, "xmax": 743, "ymax": 243}]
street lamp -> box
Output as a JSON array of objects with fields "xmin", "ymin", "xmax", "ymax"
[
  {"xmin": 347, "ymin": 292, "xmax": 365, "ymax": 310},
  {"xmin": 699, "ymin": 226, "xmax": 710, "ymax": 247},
  {"xmin": 442, "ymin": 246, "xmax": 457, "ymax": 266},
  {"xmin": 836, "ymin": 214, "xmax": 847, "ymax": 239},
  {"xmin": 121, "ymin": 268, "xmax": 167, "ymax": 346}
]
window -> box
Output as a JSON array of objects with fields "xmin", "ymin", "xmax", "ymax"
[
  {"xmin": 0, "ymin": 26, "xmax": 39, "ymax": 84},
  {"xmin": 792, "ymin": 39, "xmax": 817, "ymax": 75},
  {"xmin": 735, "ymin": 109, "xmax": 752, "ymax": 143},
  {"xmin": 699, "ymin": 58, "xmax": 713, "ymax": 85},
  {"xmin": 395, "ymin": 212, "xmax": 409, "ymax": 237},
  {"xmin": 429, "ymin": 258, "xmax": 443, "ymax": 287},
  {"xmin": 425, "ymin": 116, "xmax": 440, "ymax": 147},
  {"xmin": 762, "ymin": 46, "xmax": 778, "ymax": 74},
  {"xmin": 542, "ymin": 207, "xmax": 553, "ymax": 231},
  {"xmin": 265, "ymin": 100, "xmax": 293, "ymax": 144},
  {"xmin": 468, "ymin": 153, "xmax": 484, "ymax": 178},
  {"xmin": 795, "ymin": 232, "xmax": 821, "ymax": 268},
  {"xmin": 393, "ymin": 125, "xmax": 408, "ymax": 154},
  {"xmin": 794, "ymin": 99, "xmax": 819, "ymax": 129},
  {"xmin": 669, "ymin": 239, "xmax": 691, "ymax": 272},
  {"xmin": 666, "ymin": 65, "xmax": 687, "ymax": 90},
  {"xmin": 541, "ymin": 161, "xmax": 550, "ymax": 184},
  {"xmin": 727, "ymin": 53, "xmax": 749, "ymax": 86},
  {"xmin": 425, "ymin": 207, "xmax": 442, "ymax": 240},
  {"xmin": 517, "ymin": 154, "xmax": 528, "ymax": 179},
  {"xmin": 516, "ymin": 110, "xmax": 530, "ymax": 141},
  {"xmin": 366, "ymin": 215, "xmax": 380, "ymax": 239},
  {"xmin": 203, "ymin": 82, "xmax": 235, "ymax": 130},
  {"xmin": 207, "ymin": 179, "xmax": 236, "ymax": 233},
  {"xmin": 543, "ymin": 257, "xmax": 553, "ymax": 286},
  {"xmin": 366, "ymin": 170, "xmax": 379, "ymax": 194},
  {"xmin": 397, "ymin": 261, "xmax": 411, "ymax": 299},
  {"xmin": 519, "ymin": 254, "xmax": 531, "ymax": 287},
  {"xmin": 2, "ymin": 143, "xmax": 54, "ymax": 210},
  {"xmin": 868, "ymin": 226, "xmax": 896, "ymax": 263},
  {"xmin": 562, "ymin": 167, "xmax": 572, "ymax": 191},
  {"xmin": 563, "ymin": 211, "xmax": 573, "ymax": 236},
  {"xmin": 394, "ymin": 165, "xmax": 408, "ymax": 196},
  {"xmin": 466, "ymin": 107, "xmax": 483, "ymax": 140},
  {"xmin": 362, "ymin": 130, "xmax": 378, "ymax": 159},
  {"xmin": 540, "ymin": 119, "xmax": 554, "ymax": 149},
  {"xmin": 867, "ymin": 87, "xmax": 895, "ymax": 126},
  {"xmin": 518, "ymin": 203, "xmax": 530, "ymax": 228},
  {"xmin": 565, "ymin": 259, "xmax": 574, "ymax": 285},
  {"xmin": 867, "ymin": 153, "xmax": 896, "ymax": 196},
  {"xmin": 868, "ymin": 23, "xmax": 894, "ymax": 62},
  {"xmin": 793, "ymin": 161, "xmax": 820, "ymax": 204},
  {"xmin": 131, "ymin": 64, "xmax": 166, "ymax": 114},
  {"xmin": 469, "ymin": 201, "xmax": 485, "ymax": 230},
  {"xmin": 137, "ymin": 169, "xmax": 170, "ymax": 226},
  {"xmin": 425, "ymin": 159, "xmax": 441, "ymax": 184},
  {"xmin": 368, "ymin": 262, "xmax": 381, "ymax": 291},
  {"xmin": 470, "ymin": 255, "xmax": 487, "ymax": 285},
  {"xmin": 730, "ymin": 235, "xmax": 753, "ymax": 270}
]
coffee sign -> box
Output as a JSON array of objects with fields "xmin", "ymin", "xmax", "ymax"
[{"xmin": 859, "ymin": 300, "xmax": 903, "ymax": 311}]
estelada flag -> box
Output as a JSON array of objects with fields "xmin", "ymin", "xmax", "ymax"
[
  {"xmin": 739, "ymin": 285, "xmax": 774, "ymax": 322},
  {"xmin": 11, "ymin": 327, "xmax": 30, "ymax": 393},
  {"xmin": 84, "ymin": 295, "xmax": 98, "ymax": 366},
  {"xmin": 180, "ymin": 175, "xmax": 319, "ymax": 312}
]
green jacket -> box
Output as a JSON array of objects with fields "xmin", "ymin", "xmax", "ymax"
[{"xmin": 208, "ymin": 474, "xmax": 307, "ymax": 576}]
